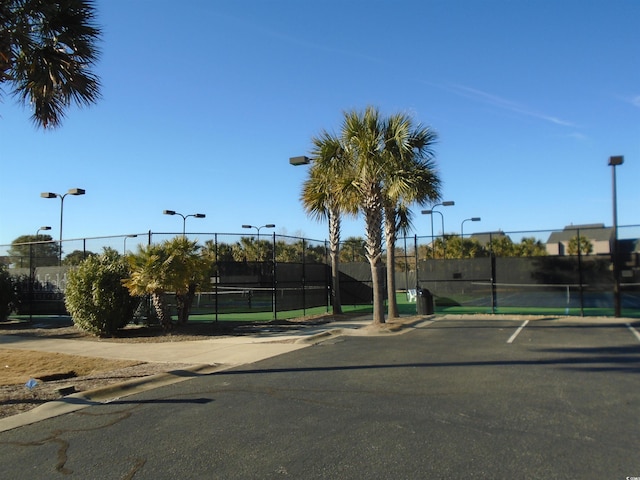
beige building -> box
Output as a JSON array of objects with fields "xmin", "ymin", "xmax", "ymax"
[{"xmin": 545, "ymin": 224, "xmax": 613, "ymax": 256}]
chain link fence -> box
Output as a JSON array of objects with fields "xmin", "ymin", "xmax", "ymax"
[{"xmin": 2, "ymin": 224, "xmax": 639, "ymax": 319}]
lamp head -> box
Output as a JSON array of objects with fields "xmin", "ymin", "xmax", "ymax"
[
  {"xmin": 39, "ymin": 226, "xmax": 52, "ymax": 231},
  {"xmin": 471, "ymin": 217, "xmax": 481, "ymax": 221},
  {"xmin": 41, "ymin": 192, "xmax": 57, "ymax": 199},
  {"xmin": 442, "ymin": 201, "xmax": 455, "ymax": 206},
  {"xmin": 163, "ymin": 210, "xmax": 176, "ymax": 215},
  {"xmin": 421, "ymin": 210, "xmax": 432, "ymax": 215},
  {"xmin": 608, "ymin": 155, "xmax": 624, "ymax": 166},
  {"xmin": 289, "ymin": 156, "xmax": 311, "ymax": 166},
  {"xmin": 68, "ymin": 188, "xmax": 85, "ymax": 196},
  {"xmin": 194, "ymin": 214, "xmax": 206, "ymax": 218},
  {"xmin": 242, "ymin": 224, "xmax": 252, "ymax": 229},
  {"xmin": 265, "ymin": 224, "xmax": 275, "ymax": 228}
]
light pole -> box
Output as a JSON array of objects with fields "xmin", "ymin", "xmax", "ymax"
[
  {"xmin": 242, "ymin": 224, "xmax": 276, "ymax": 241},
  {"xmin": 461, "ymin": 217, "xmax": 481, "ymax": 258},
  {"xmin": 123, "ymin": 234, "xmax": 138, "ymax": 254},
  {"xmin": 30, "ymin": 226, "xmax": 52, "ymax": 271},
  {"xmin": 163, "ymin": 210, "xmax": 206, "ymax": 236},
  {"xmin": 608, "ymin": 155, "xmax": 624, "ymax": 317},
  {"xmin": 461, "ymin": 217, "xmax": 481, "ymax": 238},
  {"xmin": 41, "ymin": 188, "xmax": 85, "ymax": 264},
  {"xmin": 422, "ymin": 201, "xmax": 454, "ymax": 258}
]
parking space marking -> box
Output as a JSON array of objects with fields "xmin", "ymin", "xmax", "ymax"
[
  {"xmin": 507, "ymin": 320, "xmax": 529, "ymax": 344},
  {"xmin": 627, "ymin": 323, "xmax": 640, "ymax": 342}
]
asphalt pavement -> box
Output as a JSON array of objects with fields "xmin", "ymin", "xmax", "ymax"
[{"xmin": 1, "ymin": 314, "xmax": 639, "ymax": 479}]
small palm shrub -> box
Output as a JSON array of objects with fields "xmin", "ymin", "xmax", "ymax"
[{"xmin": 65, "ymin": 248, "xmax": 137, "ymax": 336}]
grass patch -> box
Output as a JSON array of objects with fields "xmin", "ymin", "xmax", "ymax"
[{"xmin": 0, "ymin": 350, "xmax": 139, "ymax": 386}]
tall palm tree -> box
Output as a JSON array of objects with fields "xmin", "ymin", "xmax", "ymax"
[
  {"xmin": 380, "ymin": 113, "xmax": 440, "ymax": 318},
  {"xmin": 1, "ymin": 0, "xmax": 101, "ymax": 128},
  {"xmin": 340, "ymin": 106, "xmax": 388, "ymax": 324},
  {"xmin": 301, "ymin": 130, "xmax": 357, "ymax": 315}
]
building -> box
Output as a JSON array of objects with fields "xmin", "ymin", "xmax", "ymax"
[{"xmin": 545, "ymin": 224, "xmax": 613, "ymax": 256}]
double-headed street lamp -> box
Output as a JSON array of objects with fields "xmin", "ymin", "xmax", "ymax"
[
  {"xmin": 608, "ymin": 155, "xmax": 624, "ymax": 317},
  {"xmin": 242, "ymin": 224, "xmax": 276, "ymax": 240},
  {"xmin": 422, "ymin": 201, "xmax": 454, "ymax": 258},
  {"xmin": 40, "ymin": 188, "xmax": 85, "ymax": 264},
  {"xmin": 163, "ymin": 210, "xmax": 206, "ymax": 236}
]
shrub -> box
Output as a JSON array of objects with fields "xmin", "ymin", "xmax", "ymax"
[
  {"xmin": 65, "ymin": 248, "xmax": 137, "ymax": 336},
  {"xmin": 0, "ymin": 265, "xmax": 17, "ymax": 321}
]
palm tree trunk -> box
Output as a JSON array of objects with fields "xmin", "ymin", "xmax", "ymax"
[
  {"xmin": 151, "ymin": 292, "xmax": 172, "ymax": 330},
  {"xmin": 176, "ymin": 284, "xmax": 197, "ymax": 325},
  {"xmin": 384, "ymin": 208, "xmax": 399, "ymax": 318},
  {"xmin": 364, "ymin": 184, "xmax": 385, "ymax": 325},
  {"xmin": 328, "ymin": 208, "xmax": 343, "ymax": 315}
]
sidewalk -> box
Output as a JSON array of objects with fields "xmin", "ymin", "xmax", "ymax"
[{"xmin": 0, "ymin": 318, "xmax": 376, "ymax": 366}]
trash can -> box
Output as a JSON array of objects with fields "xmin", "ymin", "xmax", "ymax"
[{"xmin": 416, "ymin": 288, "xmax": 434, "ymax": 315}]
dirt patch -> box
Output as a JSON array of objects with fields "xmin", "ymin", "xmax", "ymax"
[{"xmin": 0, "ymin": 314, "xmax": 338, "ymax": 420}]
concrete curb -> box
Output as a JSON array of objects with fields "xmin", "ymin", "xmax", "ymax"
[{"xmin": 0, "ymin": 364, "xmax": 226, "ymax": 433}]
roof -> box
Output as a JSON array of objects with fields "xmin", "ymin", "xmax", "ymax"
[
  {"xmin": 546, "ymin": 224, "xmax": 613, "ymax": 244},
  {"xmin": 470, "ymin": 231, "xmax": 510, "ymax": 246}
]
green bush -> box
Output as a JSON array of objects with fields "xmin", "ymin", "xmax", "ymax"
[
  {"xmin": 0, "ymin": 264, "xmax": 16, "ymax": 321},
  {"xmin": 65, "ymin": 248, "xmax": 137, "ymax": 336}
]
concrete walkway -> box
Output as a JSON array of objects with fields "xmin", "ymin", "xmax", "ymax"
[{"xmin": 0, "ymin": 318, "xmax": 375, "ymax": 366}]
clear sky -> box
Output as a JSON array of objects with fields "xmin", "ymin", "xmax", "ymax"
[{"xmin": 1, "ymin": 0, "xmax": 638, "ymax": 250}]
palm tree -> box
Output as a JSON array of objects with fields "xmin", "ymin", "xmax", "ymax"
[
  {"xmin": 123, "ymin": 243, "xmax": 173, "ymax": 330},
  {"xmin": 339, "ymin": 107, "xmax": 388, "ymax": 324},
  {"xmin": 123, "ymin": 237, "xmax": 210, "ymax": 329},
  {"xmin": 162, "ymin": 237, "xmax": 210, "ymax": 325},
  {"xmin": 301, "ymin": 130, "xmax": 357, "ymax": 315},
  {"xmin": 380, "ymin": 113, "xmax": 440, "ymax": 318},
  {"xmin": 1, "ymin": 0, "xmax": 102, "ymax": 128}
]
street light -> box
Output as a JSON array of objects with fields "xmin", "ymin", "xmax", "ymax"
[
  {"xmin": 36, "ymin": 226, "xmax": 51, "ymax": 238},
  {"xmin": 123, "ymin": 234, "xmax": 138, "ymax": 254},
  {"xmin": 40, "ymin": 188, "xmax": 85, "ymax": 263},
  {"xmin": 163, "ymin": 210, "xmax": 206, "ymax": 236},
  {"xmin": 242, "ymin": 224, "xmax": 276, "ymax": 240},
  {"xmin": 422, "ymin": 201, "xmax": 454, "ymax": 258},
  {"xmin": 608, "ymin": 155, "xmax": 624, "ymax": 317},
  {"xmin": 461, "ymin": 218, "xmax": 481, "ymax": 258},
  {"xmin": 461, "ymin": 217, "xmax": 481, "ymax": 238}
]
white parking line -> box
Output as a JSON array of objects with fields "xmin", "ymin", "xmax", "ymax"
[
  {"xmin": 507, "ymin": 320, "xmax": 529, "ymax": 344},
  {"xmin": 626, "ymin": 323, "xmax": 640, "ymax": 342}
]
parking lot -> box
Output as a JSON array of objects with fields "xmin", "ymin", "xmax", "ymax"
[{"xmin": 2, "ymin": 315, "xmax": 639, "ymax": 479}]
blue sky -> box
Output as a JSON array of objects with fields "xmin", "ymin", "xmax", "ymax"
[{"xmin": 1, "ymin": 0, "xmax": 638, "ymax": 250}]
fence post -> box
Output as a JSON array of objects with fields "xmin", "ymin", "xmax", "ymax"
[
  {"xmin": 214, "ymin": 233, "xmax": 219, "ymax": 322},
  {"xmin": 490, "ymin": 232, "xmax": 497, "ymax": 313},
  {"xmin": 414, "ymin": 235, "xmax": 419, "ymax": 293},
  {"xmin": 325, "ymin": 240, "xmax": 331, "ymax": 313},
  {"xmin": 302, "ymin": 238, "xmax": 306, "ymax": 316},
  {"xmin": 577, "ymin": 228, "xmax": 585, "ymax": 316},
  {"xmin": 272, "ymin": 232, "xmax": 277, "ymax": 320}
]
